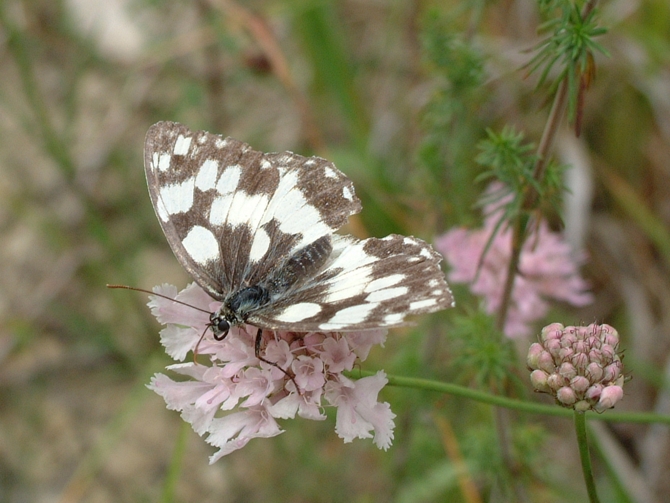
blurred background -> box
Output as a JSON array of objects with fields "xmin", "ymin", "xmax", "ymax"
[{"xmin": 1, "ymin": 0, "xmax": 669, "ymax": 502}]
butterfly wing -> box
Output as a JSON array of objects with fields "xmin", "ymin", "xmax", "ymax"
[
  {"xmin": 249, "ymin": 234, "xmax": 454, "ymax": 331},
  {"xmin": 144, "ymin": 121, "xmax": 362, "ymax": 300}
]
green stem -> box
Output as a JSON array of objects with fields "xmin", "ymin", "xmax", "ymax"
[
  {"xmin": 496, "ymin": 78, "xmax": 569, "ymax": 332},
  {"xmin": 347, "ymin": 370, "xmax": 670, "ymax": 425},
  {"xmin": 158, "ymin": 420, "xmax": 190, "ymax": 503},
  {"xmin": 574, "ymin": 411, "xmax": 601, "ymax": 503}
]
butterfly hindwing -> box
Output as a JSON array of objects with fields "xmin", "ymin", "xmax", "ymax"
[{"xmin": 249, "ymin": 234, "xmax": 454, "ymax": 331}]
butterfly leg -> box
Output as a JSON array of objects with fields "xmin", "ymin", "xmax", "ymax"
[{"xmin": 254, "ymin": 328, "xmax": 301, "ymax": 392}]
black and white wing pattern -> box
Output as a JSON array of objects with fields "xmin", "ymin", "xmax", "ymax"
[
  {"xmin": 144, "ymin": 121, "xmax": 453, "ymax": 333},
  {"xmin": 251, "ymin": 233, "xmax": 454, "ymax": 331}
]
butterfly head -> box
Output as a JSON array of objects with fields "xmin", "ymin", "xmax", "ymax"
[{"xmin": 209, "ymin": 311, "xmax": 232, "ymax": 340}]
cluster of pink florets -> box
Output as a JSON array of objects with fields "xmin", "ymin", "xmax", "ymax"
[
  {"xmin": 528, "ymin": 323, "xmax": 625, "ymax": 411},
  {"xmin": 147, "ymin": 283, "xmax": 396, "ymax": 463},
  {"xmin": 435, "ymin": 186, "xmax": 593, "ymax": 338}
]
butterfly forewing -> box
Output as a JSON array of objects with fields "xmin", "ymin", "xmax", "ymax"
[
  {"xmin": 144, "ymin": 121, "xmax": 453, "ymax": 333},
  {"xmin": 144, "ymin": 121, "xmax": 361, "ymax": 300}
]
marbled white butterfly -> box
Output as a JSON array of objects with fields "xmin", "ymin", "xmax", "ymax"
[{"xmin": 144, "ymin": 121, "xmax": 453, "ymax": 347}]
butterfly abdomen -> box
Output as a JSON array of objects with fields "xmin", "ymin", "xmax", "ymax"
[{"xmin": 265, "ymin": 235, "xmax": 333, "ymax": 297}]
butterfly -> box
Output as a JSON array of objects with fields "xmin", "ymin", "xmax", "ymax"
[{"xmin": 143, "ymin": 121, "xmax": 453, "ymax": 350}]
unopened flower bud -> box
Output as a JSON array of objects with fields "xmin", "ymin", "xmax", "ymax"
[
  {"xmin": 589, "ymin": 349, "xmax": 602, "ymax": 364},
  {"xmin": 571, "ymin": 352, "xmax": 589, "ymax": 372},
  {"xmin": 595, "ymin": 386, "xmax": 624, "ymax": 411},
  {"xmin": 603, "ymin": 334, "xmax": 619, "ymax": 347},
  {"xmin": 576, "ymin": 326, "xmax": 590, "ymax": 339},
  {"xmin": 537, "ymin": 351, "xmax": 555, "ymax": 374},
  {"xmin": 585, "ymin": 335, "xmax": 600, "ymax": 349},
  {"xmin": 561, "ymin": 333, "xmax": 577, "ymax": 348},
  {"xmin": 559, "ymin": 362, "xmax": 577, "ymax": 379},
  {"xmin": 559, "ymin": 347, "xmax": 574, "ymax": 361},
  {"xmin": 545, "ymin": 338, "xmax": 561, "ymax": 357},
  {"xmin": 573, "ymin": 340, "xmax": 588, "ymax": 354},
  {"xmin": 570, "ymin": 376, "xmax": 590, "ymax": 394},
  {"xmin": 557, "ymin": 386, "xmax": 576, "ymax": 405},
  {"xmin": 585, "ymin": 384, "xmax": 603, "ymax": 402},
  {"xmin": 600, "ymin": 324, "xmax": 618, "ymax": 338},
  {"xmin": 547, "ymin": 373, "xmax": 566, "ymax": 391},
  {"xmin": 527, "ymin": 343, "xmax": 545, "ymax": 369},
  {"xmin": 600, "ymin": 344, "xmax": 616, "ymax": 362},
  {"xmin": 585, "ymin": 362, "xmax": 603, "ymax": 382},
  {"xmin": 530, "ymin": 370, "xmax": 550, "ymax": 393},
  {"xmin": 541, "ymin": 323, "xmax": 564, "ymax": 341},
  {"xmin": 602, "ymin": 362, "xmax": 621, "ymax": 383}
]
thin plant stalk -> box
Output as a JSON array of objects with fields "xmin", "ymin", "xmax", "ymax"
[
  {"xmin": 495, "ymin": 78, "xmax": 569, "ymax": 331},
  {"xmin": 574, "ymin": 411, "xmax": 601, "ymax": 503},
  {"xmin": 492, "ymin": 3, "xmax": 599, "ymax": 494},
  {"xmin": 489, "ymin": 77, "xmax": 569, "ymax": 503}
]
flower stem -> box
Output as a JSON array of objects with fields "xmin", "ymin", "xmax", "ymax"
[
  {"xmin": 574, "ymin": 411, "xmax": 601, "ymax": 503},
  {"xmin": 496, "ymin": 77, "xmax": 569, "ymax": 332},
  {"xmin": 349, "ymin": 370, "xmax": 670, "ymax": 425}
]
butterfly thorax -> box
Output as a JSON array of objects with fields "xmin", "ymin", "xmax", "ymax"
[{"xmin": 210, "ymin": 285, "xmax": 270, "ymax": 339}]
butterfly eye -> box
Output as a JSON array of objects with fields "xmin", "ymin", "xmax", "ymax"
[{"xmin": 209, "ymin": 314, "xmax": 230, "ymax": 340}]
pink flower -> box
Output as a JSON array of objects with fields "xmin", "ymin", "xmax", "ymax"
[
  {"xmin": 146, "ymin": 283, "xmax": 395, "ymax": 462},
  {"xmin": 435, "ymin": 192, "xmax": 593, "ymax": 337},
  {"xmin": 206, "ymin": 405, "xmax": 283, "ymax": 463},
  {"xmin": 324, "ymin": 371, "xmax": 396, "ymax": 450}
]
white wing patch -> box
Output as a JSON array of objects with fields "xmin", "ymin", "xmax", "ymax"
[
  {"xmin": 195, "ymin": 159, "xmax": 219, "ymax": 191},
  {"xmin": 182, "ymin": 225, "xmax": 219, "ymax": 264},
  {"xmin": 275, "ymin": 302, "xmax": 322, "ymax": 322},
  {"xmin": 160, "ymin": 177, "xmax": 195, "ymax": 215},
  {"xmin": 266, "ymin": 172, "xmax": 329, "ymax": 245},
  {"xmin": 383, "ymin": 313, "xmax": 404, "ymax": 325},
  {"xmin": 323, "ymin": 266, "xmax": 373, "ymax": 303},
  {"xmin": 364, "ymin": 274, "xmax": 406, "ymax": 292},
  {"xmin": 410, "ymin": 298, "xmax": 437, "ymax": 310},
  {"xmin": 321, "ymin": 303, "xmax": 379, "ymax": 330},
  {"xmin": 174, "ymin": 135, "xmax": 192, "ymax": 155},
  {"xmin": 365, "ymin": 286, "xmax": 408, "ymax": 303},
  {"xmin": 321, "ymin": 245, "xmax": 378, "ymax": 303},
  {"xmin": 156, "ymin": 197, "xmax": 169, "ymax": 222},
  {"xmin": 209, "ymin": 194, "xmax": 234, "ymax": 227},
  {"xmin": 216, "ymin": 165, "xmax": 242, "ymax": 194},
  {"xmin": 249, "ymin": 228, "xmax": 271, "ymax": 262},
  {"xmin": 154, "ymin": 152, "xmax": 171, "ymax": 172}
]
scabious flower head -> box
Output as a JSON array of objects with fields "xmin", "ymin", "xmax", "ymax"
[
  {"xmin": 434, "ymin": 187, "xmax": 593, "ymax": 338},
  {"xmin": 527, "ymin": 323, "xmax": 624, "ymax": 412},
  {"xmin": 146, "ymin": 282, "xmax": 395, "ymax": 462}
]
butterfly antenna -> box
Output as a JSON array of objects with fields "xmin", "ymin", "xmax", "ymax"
[
  {"xmin": 108, "ymin": 284, "xmax": 217, "ymax": 365},
  {"xmin": 193, "ymin": 325, "xmax": 212, "ymax": 363},
  {"xmin": 106, "ymin": 284, "xmax": 212, "ymax": 314}
]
